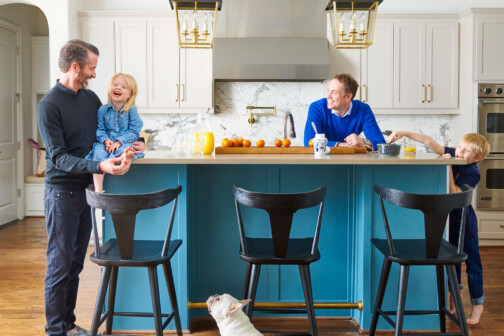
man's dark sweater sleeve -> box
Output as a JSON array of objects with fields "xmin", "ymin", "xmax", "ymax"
[{"xmin": 38, "ymin": 100, "xmax": 101, "ymax": 174}]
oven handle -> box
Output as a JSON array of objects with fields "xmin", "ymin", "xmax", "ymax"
[{"xmin": 481, "ymin": 100, "xmax": 504, "ymax": 105}]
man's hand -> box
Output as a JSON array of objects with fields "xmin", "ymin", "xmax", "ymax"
[
  {"xmin": 98, "ymin": 157, "xmax": 131, "ymax": 175},
  {"xmin": 344, "ymin": 133, "xmax": 364, "ymax": 147},
  {"xmin": 132, "ymin": 141, "xmax": 146, "ymax": 154}
]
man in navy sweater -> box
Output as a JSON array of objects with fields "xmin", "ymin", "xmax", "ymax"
[
  {"xmin": 38, "ymin": 40, "xmax": 144, "ymax": 336},
  {"xmin": 304, "ymin": 73, "xmax": 385, "ymax": 150}
]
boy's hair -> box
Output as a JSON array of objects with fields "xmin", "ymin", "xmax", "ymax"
[
  {"xmin": 333, "ymin": 73, "xmax": 359, "ymax": 100},
  {"xmin": 107, "ymin": 73, "xmax": 138, "ymax": 113},
  {"xmin": 59, "ymin": 39, "xmax": 99, "ymax": 72},
  {"xmin": 462, "ymin": 133, "xmax": 490, "ymax": 159}
]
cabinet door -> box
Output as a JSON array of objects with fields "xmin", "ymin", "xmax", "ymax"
[
  {"xmin": 147, "ymin": 20, "xmax": 180, "ymax": 108},
  {"xmin": 79, "ymin": 18, "xmax": 115, "ymax": 104},
  {"xmin": 426, "ymin": 22, "xmax": 458, "ymax": 109},
  {"xmin": 362, "ymin": 21, "xmax": 394, "ymax": 109},
  {"xmin": 115, "ymin": 20, "xmax": 147, "ymax": 107},
  {"xmin": 476, "ymin": 16, "xmax": 504, "ymax": 81},
  {"xmin": 394, "ymin": 22, "xmax": 426, "ymax": 108},
  {"xmin": 180, "ymin": 48, "xmax": 213, "ymax": 109}
]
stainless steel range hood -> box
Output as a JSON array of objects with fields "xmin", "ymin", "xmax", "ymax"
[{"xmin": 213, "ymin": 37, "xmax": 330, "ymax": 82}]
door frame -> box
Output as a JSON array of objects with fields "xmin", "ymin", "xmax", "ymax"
[{"xmin": 0, "ymin": 18, "xmax": 24, "ymax": 220}]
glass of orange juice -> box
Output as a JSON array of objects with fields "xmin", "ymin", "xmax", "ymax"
[
  {"xmin": 195, "ymin": 131, "xmax": 214, "ymax": 155},
  {"xmin": 404, "ymin": 138, "xmax": 416, "ymax": 154}
]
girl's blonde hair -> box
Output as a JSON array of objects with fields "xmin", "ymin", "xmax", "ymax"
[
  {"xmin": 462, "ymin": 133, "xmax": 490, "ymax": 159},
  {"xmin": 107, "ymin": 73, "xmax": 138, "ymax": 113}
]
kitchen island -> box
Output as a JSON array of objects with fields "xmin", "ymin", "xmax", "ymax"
[{"xmin": 101, "ymin": 152, "xmax": 465, "ymax": 333}]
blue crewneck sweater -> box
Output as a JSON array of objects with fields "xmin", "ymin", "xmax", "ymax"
[{"xmin": 304, "ymin": 98, "xmax": 385, "ymax": 150}]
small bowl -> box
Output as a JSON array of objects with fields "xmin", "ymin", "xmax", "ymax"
[{"xmin": 377, "ymin": 143, "xmax": 401, "ymax": 156}]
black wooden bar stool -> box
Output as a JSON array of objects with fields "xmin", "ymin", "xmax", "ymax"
[
  {"xmin": 370, "ymin": 185, "xmax": 473, "ymax": 336},
  {"xmin": 233, "ymin": 184, "xmax": 326, "ymax": 336},
  {"xmin": 85, "ymin": 186, "xmax": 183, "ymax": 336}
]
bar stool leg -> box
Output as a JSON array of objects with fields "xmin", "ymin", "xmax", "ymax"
[
  {"xmin": 163, "ymin": 261, "xmax": 183, "ymax": 336},
  {"xmin": 242, "ymin": 263, "xmax": 252, "ymax": 301},
  {"xmin": 435, "ymin": 265, "xmax": 446, "ymax": 333},
  {"xmin": 370, "ymin": 257, "xmax": 392, "ymax": 336},
  {"xmin": 90, "ymin": 266, "xmax": 112, "ymax": 336},
  {"xmin": 447, "ymin": 265, "xmax": 469, "ymax": 336},
  {"xmin": 299, "ymin": 264, "xmax": 318, "ymax": 336},
  {"xmin": 245, "ymin": 264, "xmax": 261, "ymax": 318},
  {"xmin": 106, "ymin": 266, "xmax": 118, "ymax": 334},
  {"xmin": 395, "ymin": 265, "xmax": 410, "ymax": 336},
  {"xmin": 148, "ymin": 266, "xmax": 163, "ymax": 336}
]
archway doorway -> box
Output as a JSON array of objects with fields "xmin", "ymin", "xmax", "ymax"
[{"xmin": 0, "ymin": 3, "xmax": 48, "ymax": 226}]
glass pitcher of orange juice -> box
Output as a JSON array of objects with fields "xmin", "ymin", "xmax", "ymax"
[{"xmin": 194, "ymin": 110, "xmax": 215, "ymax": 155}]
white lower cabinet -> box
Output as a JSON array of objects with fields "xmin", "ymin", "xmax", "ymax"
[
  {"xmin": 24, "ymin": 176, "xmax": 44, "ymax": 217},
  {"xmin": 477, "ymin": 210, "xmax": 504, "ymax": 246},
  {"xmin": 79, "ymin": 12, "xmax": 213, "ymax": 113}
]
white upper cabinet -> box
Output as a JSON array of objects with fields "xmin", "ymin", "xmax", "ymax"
[
  {"xmin": 361, "ymin": 20, "xmax": 394, "ymax": 109},
  {"xmin": 79, "ymin": 12, "xmax": 213, "ymax": 113},
  {"xmin": 394, "ymin": 20, "xmax": 459, "ymax": 109},
  {"xmin": 475, "ymin": 14, "xmax": 504, "ymax": 81}
]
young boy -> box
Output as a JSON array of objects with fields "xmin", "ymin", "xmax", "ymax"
[{"xmin": 387, "ymin": 131, "xmax": 490, "ymax": 325}]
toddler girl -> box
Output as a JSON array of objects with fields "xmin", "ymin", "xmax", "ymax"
[{"xmin": 86, "ymin": 73, "xmax": 144, "ymax": 192}]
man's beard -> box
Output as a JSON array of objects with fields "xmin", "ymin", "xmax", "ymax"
[{"xmin": 78, "ymin": 70, "xmax": 90, "ymax": 88}]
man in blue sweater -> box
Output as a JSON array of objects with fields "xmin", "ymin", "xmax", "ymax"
[
  {"xmin": 304, "ymin": 73, "xmax": 385, "ymax": 150},
  {"xmin": 38, "ymin": 40, "xmax": 144, "ymax": 336}
]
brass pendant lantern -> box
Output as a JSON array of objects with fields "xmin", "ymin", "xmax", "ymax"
[
  {"xmin": 169, "ymin": 0, "xmax": 222, "ymax": 49},
  {"xmin": 326, "ymin": 0, "xmax": 382, "ymax": 49}
]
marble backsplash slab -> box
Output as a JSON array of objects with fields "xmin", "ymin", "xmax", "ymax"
[{"xmin": 141, "ymin": 81, "xmax": 454, "ymax": 153}]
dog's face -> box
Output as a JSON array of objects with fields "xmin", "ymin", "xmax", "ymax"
[{"xmin": 206, "ymin": 294, "xmax": 251, "ymax": 322}]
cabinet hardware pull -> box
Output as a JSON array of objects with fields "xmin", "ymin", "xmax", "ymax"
[
  {"xmin": 500, "ymin": 225, "xmax": 504, "ymax": 229},
  {"xmin": 421, "ymin": 84, "xmax": 425, "ymax": 103},
  {"xmin": 175, "ymin": 84, "xmax": 179, "ymax": 102},
  {"xmin": 181, "ymin": 84, "xmax": 185, "ymax": 102},
  {"xmin": 427, "ymin": 84, "xmax": 431, "ymax": 103},
  {"xmin": 362, "ymin": 84, "xmax": 367, "ymax": 103}
]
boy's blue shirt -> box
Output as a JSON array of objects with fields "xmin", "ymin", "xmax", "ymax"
[{"xmin": 444, "ymin": 147, "xmax": 480, "ymax": 237}]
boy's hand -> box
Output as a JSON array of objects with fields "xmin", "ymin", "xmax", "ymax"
[
  {"xmin": 442, "ymin": 153, "xmax": 452, "ymax": 159},
  {"xmin": 387, "ymin": 131, "xmax": 404, "ymax": 143}
]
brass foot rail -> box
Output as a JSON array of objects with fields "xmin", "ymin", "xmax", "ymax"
[{"xmin": 188, "ymin": 301, "xmax": 363, "ymax": 311}]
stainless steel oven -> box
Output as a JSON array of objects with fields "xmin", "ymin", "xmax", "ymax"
[{"xmin": 477, "ymin": 84, "xmax": 504, "ymax": 210}]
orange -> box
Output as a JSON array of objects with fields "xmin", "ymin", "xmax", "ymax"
[
  {"xmin": 274, "ymin": 139, "xmax": 282, "ymax": 147},
  {"xmin": 237, "ymin": 138, "xmax": 244, "ymax": 147},
  {"xmin": 231, "ymin": 138, "xmax": 240, "ymax": 147},
  {"xmin": 308, "ymin": 138, "xmax": 313, "ymax": 147},
  {"xmin": 256, "ymin": 139, "xmax": 265, "ymax": 147},
  {"xmin": 243, "ymin": 139, "xmax": 251, "ymax": 147},
  {"xmin": 221, "ymin": 138, "xmax": 229, "ymax": 146},
  {"xmin": 282, "ymin": 139, "xmax": 291, "ymax": 147},
  {"xmin": 222, "ymin": 139, "xmax": 233, "ymax": 147}
]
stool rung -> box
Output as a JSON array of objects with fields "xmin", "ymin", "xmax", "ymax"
[
  {"xmin": 398, "ymin": 333, "xmax": 464, "ymax": 336},
  {"xmin": 112, "ymin": 312, "xmax": 170, "ymax": 317},
  {"xmin": 382, "ymin": 309, "xmax": 441, "ymax": 316},
  {"xmin": 376, "ymin": 308, "xmax": 396, "ymax": 328},
  {"xmin": 162, "ymin": 312, "xmax": 175, "ymax": 329},
  {"xmin": 441, "ymin": 307, "xmax": 461, "ymax": 325}
]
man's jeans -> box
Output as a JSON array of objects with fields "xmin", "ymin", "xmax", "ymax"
[{"xmin": 44, "ymin": 188, "xmax": 92, "ymax": 336}]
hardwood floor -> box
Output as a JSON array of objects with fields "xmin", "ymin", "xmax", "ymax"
[{"xmin": 1, "ymin": 217, "xmax": 502, "ymax": 335}]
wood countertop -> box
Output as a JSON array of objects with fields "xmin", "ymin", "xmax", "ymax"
[{"xmin": 135, "ymin": 150, "xmax": 466, "ymax": 165}]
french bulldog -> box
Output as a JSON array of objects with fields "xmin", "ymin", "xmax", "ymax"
[{"xmin": 206, "ymin": 293, "xmax": 263, "ymax": 336}]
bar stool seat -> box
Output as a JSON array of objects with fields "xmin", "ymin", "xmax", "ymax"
[
  {"xmin": 85, "ymin": 186, "xmax": 183, "ymax": 336},
  {"xmin": 233, "ymin": 184, "xmax": 326, "ymax": 336},
  {"xmin": 371, "ymin": 239, "xmax": 467, "ymax": 265}
]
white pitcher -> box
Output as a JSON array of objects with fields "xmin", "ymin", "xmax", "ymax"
[{"xmin": 313, "ymin": 134, "xmax": 330, "ymax": 157}]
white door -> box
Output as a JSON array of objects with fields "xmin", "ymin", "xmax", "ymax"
[{"xmin": 0, "ymin": 26, "xmax": 19, "ymax": 226}]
